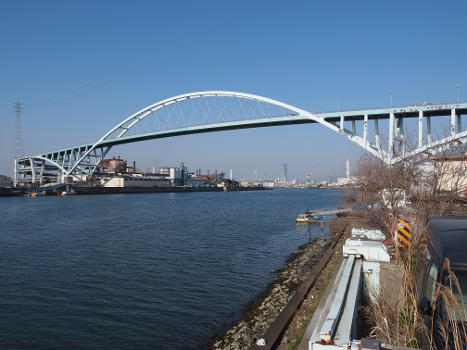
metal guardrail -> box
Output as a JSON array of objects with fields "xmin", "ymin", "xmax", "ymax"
[
  {"xmin": 305, "ymin": 255, "xmax": 362, "ymax": 350},
  {"xmin": 302, "ymin": 234, "xmax": 421, "ymax": 350},
  {"xmin": 319, "ymin": 255, "xmax": 356, "ymax": 343}
]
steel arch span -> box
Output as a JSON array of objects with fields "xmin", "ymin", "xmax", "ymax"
[{"xmin": 15, "ymin": 91, "xmax": 467, "ymax": 185}]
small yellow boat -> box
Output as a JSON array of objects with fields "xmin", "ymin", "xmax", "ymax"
[
  {"xmin": 296, "ymin": 214, "xmax": 309, "ymax": 223},
  {"xmin": 296, "ymin": 213, "xmax": 327, "ymax": 224}
]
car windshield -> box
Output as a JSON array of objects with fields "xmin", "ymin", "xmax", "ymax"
[{"xmin": 442, "ymin": 270, "xmax": 467, "ymax": 322}]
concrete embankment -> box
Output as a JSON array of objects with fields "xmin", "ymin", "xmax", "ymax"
[
  {"xmin": 0, "ymin": 188, "xmax": 22, "ymax": 197},
  {"xmin": 72, "ymin": 185, "xmax": 270, "ymax": 195},
  {"xmin": 0, "ymin": 185, "xmax": 271, "ymax": 197},
  {"xmin": 207, "ymin": 216, "xmax": 352, "ymax": 350}
]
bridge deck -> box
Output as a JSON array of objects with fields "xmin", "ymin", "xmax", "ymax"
[
  {"xmin": 22, "ymin": 101, "xmax": 467, "ymax": 159},
  {"xmin": 317, "ymin": 102, "xmax": 467, "ymax": 121}
]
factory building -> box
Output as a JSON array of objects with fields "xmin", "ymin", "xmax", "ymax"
[
  {"xmin": 100, "ymin": 175, "xmax": 170, "ymax": 188},
  {"xmin": 0, "ymin": 175, "xmax": 12, "ymax": 188},
  {"xmin": 96, "ymin": 158, "xmax": 235, "ymax": 189},
  {"xmin": 99, "ymin": 157, "xmax": 127, "ymax": 173}
]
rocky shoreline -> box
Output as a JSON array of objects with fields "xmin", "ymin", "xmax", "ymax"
[{"xmin": 207, "ymin": 235, "xmax": 335, "ymax": 350}]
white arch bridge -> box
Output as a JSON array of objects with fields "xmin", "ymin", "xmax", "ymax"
[{"xmin": 15, "ymin": 91, "xmax": 467, "ymax": 185}]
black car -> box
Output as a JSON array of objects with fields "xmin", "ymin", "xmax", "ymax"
[{"xmin": 416, "ymin": 216, "xmax": 467, "ymax": 348}]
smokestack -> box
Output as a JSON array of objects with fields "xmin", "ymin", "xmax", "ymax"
[
  {"xmin": 230, "ymin": 169, "xmax": 233, "ymax": 181},
  {"xmin": 346, "ymin": 160, "xmax": 350, "ymax": 178},
  {"xmin": 133, "ymin": 161, "xmax": 136, "ymax": 173}
]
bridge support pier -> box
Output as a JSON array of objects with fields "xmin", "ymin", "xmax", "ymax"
[
  {"xmin": 39, "ymin": 161, "xmax": 45, "ymax": 185},
  {"xmin": 451, "ymin": 108, "xmax": 456, "ymax": 136},
  {"xmin": 389, "ymin": 111, "xmax": 395, "ymax": 157},
  {"xmin": 363, "ymin": 114, "xmax": 368, "ymax": 145},
  {"xmin": 399, "ymin": 118, "xmax": 405, "ymax": 157},
  {"xmin": 426, "ymin": 116, "xmax": 432, "ymax": 143},
  {"xmin": 29, "ymin": 158, "xmax": 36, "ymax": 184},
  {"xmin": 374, "ymin": 119, "xmax": 380, "ymax": 149},
  {"xmin": 418, "ymin": 110, "xmax": 423, "ymax": 147}
]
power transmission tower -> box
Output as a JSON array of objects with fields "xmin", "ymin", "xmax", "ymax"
[{"xmin": 12, "ymin": 102, "xmax": 24, "ymax": 186}]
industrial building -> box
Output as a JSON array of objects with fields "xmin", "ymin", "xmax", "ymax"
[
  {"xmin": 99, "ymin": 157, "xmax": 128, "ymax": 174},
  {"xmin": 99, "ymin": 175, "xmax": 170, "ymax": 188},
  {"xmin": 95, "ymin": 160, "xmax": 234, "ymax": 189},
  {"xmin": 0, "ymin": 175, "xmax": 12, "ymax": 188}
]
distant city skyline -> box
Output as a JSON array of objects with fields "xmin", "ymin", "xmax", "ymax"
[
  {"xmin": 101, "ymin": 156, "xmax": 346, "ymax": 183},
  {"xmin": 1, "ymin": 1, "xmax": 465, "ymax": 179},
  {"xmin": 99, "ymin": 156, "xmax": 350, "ymax": 183}
]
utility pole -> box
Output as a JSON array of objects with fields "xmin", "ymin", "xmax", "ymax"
[{"xmin": 12, "ymin": 102, "xmax": 25, "ymax": 187}]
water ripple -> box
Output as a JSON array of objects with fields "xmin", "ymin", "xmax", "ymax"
[{"xmin": 0, "ymin": 188, "xmax": 343, "ymax": 349}]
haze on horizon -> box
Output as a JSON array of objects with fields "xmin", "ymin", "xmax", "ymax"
[{"xmin": 1, "ymin": 1, "xmax": 465, "ymax": 181}]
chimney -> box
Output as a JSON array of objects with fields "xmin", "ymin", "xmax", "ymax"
[{"xmin": 133, "ymin": 161, "xmax": 136, "ymax": 173}]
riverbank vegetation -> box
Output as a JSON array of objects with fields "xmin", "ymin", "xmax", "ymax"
[{"xmin": 353, "ymin": 150, "xmax": 467, "ymax": 349}]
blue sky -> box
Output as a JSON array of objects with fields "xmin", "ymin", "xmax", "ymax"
[{"xmin": 1, "ymin": 0, "xmax": 466, "ymax": 180}]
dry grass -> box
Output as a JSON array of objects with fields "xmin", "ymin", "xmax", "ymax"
[
  {"xmin": 354, "ymin": 150, "xmax": 467, "ymax": 349},
  {"xmin": 432, "ymin": 260, "xmax": 467, "ymax": 350},
  {"xmin": 361, "ymin": 246, "xmax": 467, "ymax": 349},
  {"xmin": 360, "ymin": 248, "xmax": 432, "ymax": 349}
]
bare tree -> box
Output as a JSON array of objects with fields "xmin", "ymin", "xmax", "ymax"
[{"xmin": 354, "ymin": 146, "xmax": 467, "ymax": 349}]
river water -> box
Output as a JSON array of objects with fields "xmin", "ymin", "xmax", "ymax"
[{"xmin": 0, "ymin": 188, "xmax": 344, "ymax": 349}]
